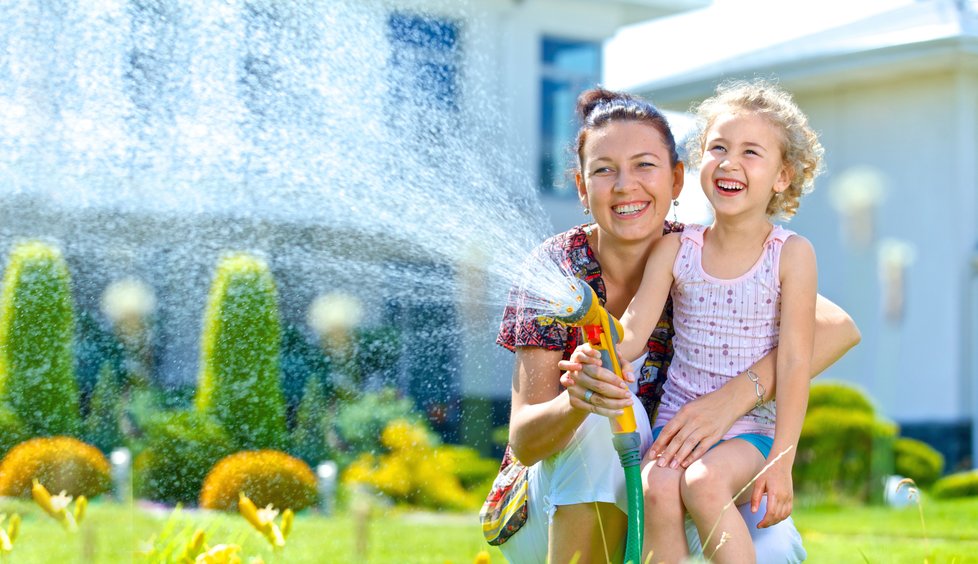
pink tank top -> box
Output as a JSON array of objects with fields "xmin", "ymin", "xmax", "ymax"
[{"xmin": 654, "ymin": 224, "xmax": 794, "ymax": 438}]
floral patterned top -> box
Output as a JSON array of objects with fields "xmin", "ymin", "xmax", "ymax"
[{"xmin": 497, "ymin": 222, "xmax": 684, "ymax": 420}]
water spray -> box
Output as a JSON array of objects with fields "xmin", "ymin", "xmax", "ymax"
[{"xmin": 548, "ymin": 277, "xmax": 644, "ymax": 564}]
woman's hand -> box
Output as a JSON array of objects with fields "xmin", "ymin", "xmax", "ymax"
[
  {"xmin": 557, "ymin": 343, "xmax": 633, "ymax": 418},
  {"xmin": 751, "ymin": 456, "xmax": 795, "ymax": 528},
  {"xmin": 646, "ymin": 390, "xmax": 740, "ymax": 469}
]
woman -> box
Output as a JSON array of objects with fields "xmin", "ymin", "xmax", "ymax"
[{"xmin": 494, "ymin": 87, "xmax": 860, "ymax": 563}]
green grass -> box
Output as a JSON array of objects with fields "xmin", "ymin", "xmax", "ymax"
[
  {"xmin": 795, "ymin": 496, "xmax": 978, "ymax": 563},
  {"xmin": 1, "ymin": 495, "xmax": 976, "ymax": 562}
]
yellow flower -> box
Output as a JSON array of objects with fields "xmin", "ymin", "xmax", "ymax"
[
  {"xmin": 280, "ymin": 509, "xmax": 294, "ymax": 539},
  {"xmin": 473, "ymin": 550, "xmax": 492, "ymax": 564},
  {"xmin": 7, "ymin": 514, "xmax": 20, "ymax": 544},
  {"xmin": 195, "ymin": 543, "xmax": 241, "ymax": 564},
  {"xmin": 237, "ymin": 494, "xmax": 285, "ymax": 548},
  {"xmin": 31, "ymin": 480, "xmax": 77, "ymax": 531}
]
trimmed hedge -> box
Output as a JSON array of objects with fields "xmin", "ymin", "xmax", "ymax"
[
  {"xmin": 0, "ymin": 241, "xmax": 81, "ymax": 436},
  {"xmin": 894, "ymin": 437, "xmax": 944, "ymax": 489},
  {"xmin": 133, "ymin": 410, "xmax": 235, "ymax": 505},
  {"xmin": 0, "ymin": 436, "xmax": 110, "ymax": 498},
  {"xmin": 195, "ymin": 253, "xmax": 287, "ymax": 451},
  {"xmin": 199, "ymin": 450, "xmax": 318, "ymax": 512},
  {"xmin": 932, "ymin": 470, "xmax": 978, "ymax": 499},
  {"xmin": 795, "ymin": 381, "xmax": 896, "ymax": 502}
]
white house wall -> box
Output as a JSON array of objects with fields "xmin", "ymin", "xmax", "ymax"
[{"xmin": 788, "ymin": 72, "xmax": 968, "ymax": 423}]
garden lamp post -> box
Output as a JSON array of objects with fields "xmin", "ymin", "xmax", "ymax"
[
  {"xmin": 101, "ymin": 278, "xmax": 156, "ymax": 388},
  {"xmin": 307, "ymin": 292, "xmax": 363, "ymax": 399}
]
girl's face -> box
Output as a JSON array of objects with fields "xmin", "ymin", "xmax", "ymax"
[
  {"xmin": 576, "ymin": 120, "xmax": 683, "ymax": 244},
  {"xmin": 699, "ymin": 111, "xmax": 790, "ymax": 220}
]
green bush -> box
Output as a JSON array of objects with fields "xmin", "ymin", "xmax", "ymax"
[
  {"xmin": 133, "ymin": 410, "xmax": 236, "ymax": 505},
  {"xmin": 894, "ymin": 437, "xmax": 944, "ymax": 489},
  {"xmin": 84, "ymin": 363, "xmax": 124, "ymax": 454},
  {"xmin": 0, "ymin": 406, "xmax": 28, "ymax": 460},
  {"xmin": 0, "ymin": 240, "xmax": 81, "ymax": 436},
  {"xmin": 795, "ymin": 406, "xmax": 897, "ymax": 502},
  {"xmin": 805, "ymin": 381, "xmax": 876, "ymax": 415},
  {"xmin": 195, "ymin": 253, "xmax": 287, "ymax": 451},
  {"xmin": 932, "ymin": 470, "xmax": 978, "ymax": 499},
  {"xmin": 291, "ymin": 374, "xmax": 335, "ymax": 467}
]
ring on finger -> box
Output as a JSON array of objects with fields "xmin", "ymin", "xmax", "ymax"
[{"xmin": 583, "ymin": 389, "xmax": 594, "ymax": 404}]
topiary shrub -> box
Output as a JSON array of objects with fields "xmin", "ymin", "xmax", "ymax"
[
  {"xmin": 199, "ymin": 450, "xmax": 317, "ymax": 512},
  {"xmin": 894, "ymin": 437, "xmax": 945, "ymax": 489},
  {"xmin": 794, "ymin": 405, "xmax": 897, "ymax": 502},
  {"xmin": 932, "ymin": 469, "xmax": 978, "ymax": 499},
  {"xmin": 805, "ymin": 381, "xmax": 876, "ymax": 415},
  {"xmin": 196, "ymin": 253, "xmax": 287, "ymax": 451},
  {"xmin": 0, "ymin": 406, "xmax": 28, "ymax": 460},
  {"xmin": 291, "ymin": 375, "xmax": 334, "ymax": 468},
  {"xmin": 133, "ymin": 410, "xmax": 236, "ymax": 505},
  {"xmin": 0, "ymin": 436, "xmax": 110, "ymax": 498},
  {"xmin": 0, "ymin": 241, "xmax": 81, "ymax": 436},
  {"xmin": 84, "ymin": 363, "xmax": 123, "ymax": 454}
]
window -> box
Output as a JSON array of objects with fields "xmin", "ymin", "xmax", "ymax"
[
  {"xmin": 539, "ymin": 37, "xmax": 601, "ymax": 195},
  {"xmin": 387, "ymin": 13, "xmax": 461, "ymax": 117}
]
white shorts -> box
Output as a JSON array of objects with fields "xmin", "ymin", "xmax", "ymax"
[
  {"xmin": 499, "ymin": 391, "xmax": 806, "ymax": 563},
  {"xmin": 500, "ymin": 391, "xmax": 653, "ymax": 563}
]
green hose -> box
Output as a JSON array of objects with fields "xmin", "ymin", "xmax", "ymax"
[{"xmin": 613, "ymin": 432, "xmax": 644, "ymax": 564}]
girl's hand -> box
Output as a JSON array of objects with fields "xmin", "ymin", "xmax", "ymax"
[
  {"xmin": 558, "ymin": 344, "xmax": 633, "ymax": 417},
  {"xmin": 647, "ymin": 391, "xmax": 739, "ymax": 469},
  {"xmin": 751, "ymin": 457, "xmax": 794, "ymax": 528}
]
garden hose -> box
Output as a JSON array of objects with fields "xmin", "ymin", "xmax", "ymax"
[{"xmin": 550, "ymin": 277, "xmax": 644, "ymax": 564}]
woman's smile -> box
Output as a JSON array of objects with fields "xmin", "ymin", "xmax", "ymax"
[{"xmin": 612, "ymin": 201, "xmax": 650, "ymax": 217}]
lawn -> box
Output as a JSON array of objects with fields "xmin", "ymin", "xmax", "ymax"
[{"xmin": 1, "ymin": 496, "xmax": 976, "ymax": 562}]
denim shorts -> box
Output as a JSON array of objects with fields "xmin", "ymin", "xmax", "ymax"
[{"xmin": 652, "ymin": 426, "xmax": 773, "ymax": 459}]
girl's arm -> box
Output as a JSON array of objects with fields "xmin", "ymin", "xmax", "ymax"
[
  {"xmin": 752, "ymin": 235, "xmax": 817, "ymax": 527},
  {"xmin": 648, "ymin": 293, "xmax": 859, "ymax": 468},
  {"xmin": 618, "ymin": 233, "xmax": 681, "ymax": 362}
]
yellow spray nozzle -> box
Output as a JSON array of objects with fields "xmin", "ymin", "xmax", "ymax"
[{"xmin": 551, "ymin": 278, "xmax": 636, "ymax": 434}]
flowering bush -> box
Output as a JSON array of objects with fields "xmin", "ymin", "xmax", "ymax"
[
  {"xmin": 0, "ymin": 436, "xmax": 110, "ymax": 499},
  {"xmin": 342, "ymin": 419, "xmax": 486, "ymax": 510}
]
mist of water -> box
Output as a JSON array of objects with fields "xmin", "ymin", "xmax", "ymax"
[{"xmin": 0, "ymin": 0, "xmax": 582, "ymax": 384}]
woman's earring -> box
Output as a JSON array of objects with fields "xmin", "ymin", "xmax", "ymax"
[
  {"xmin": 671, "ymin": 200, "xmax": 679, "ymax": 222},
  {"xmin": 583, "ymin": 207, "xmax": 591, "ymax": 216}
]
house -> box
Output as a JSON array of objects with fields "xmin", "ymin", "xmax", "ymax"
[
  {"xmin": 0, "ymin": 0, "xmax": 709, "ymax": 450},
  {"xmin": 613, "ymin": 0, "xmax": 978, "ymax": 469}
]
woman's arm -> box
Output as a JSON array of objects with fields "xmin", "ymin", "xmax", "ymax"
[
  {"xmin": 510, "ymin": 346, "xmax": 627, "ymax": 465},
  {"xmin": 649, "ymin": 284, "xmax": 860, "ymax": 469}
]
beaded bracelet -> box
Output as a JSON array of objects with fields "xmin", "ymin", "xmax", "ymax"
[{"xmin": 746, "ymin": 369, "xmax": 765, "ymax": 409}]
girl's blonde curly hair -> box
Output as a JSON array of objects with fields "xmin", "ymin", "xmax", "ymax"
[{"xmin": 686, "ymin": 79, "xmax": 825, "ymax": 219}]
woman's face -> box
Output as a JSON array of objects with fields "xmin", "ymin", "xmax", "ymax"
[{"xmin": 577, "ymin": 120, "xmax": 683, "ymax": 244}]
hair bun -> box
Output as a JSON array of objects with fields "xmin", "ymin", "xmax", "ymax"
[{"xmin": 576, "ymin": 87, "xmax": 621, "ymax": 121}]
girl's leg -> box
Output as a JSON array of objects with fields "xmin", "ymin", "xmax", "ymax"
[
  {"xmin": 550, "ymin": 502, "xmax": 627, "ymax": 564},
  {"xmin": 642, "ymin": 460, "xmax": 688, "ymax": 564},
  {"xmin": 680, "ymin": 439, "xmax": 766, "ymax": 564}
]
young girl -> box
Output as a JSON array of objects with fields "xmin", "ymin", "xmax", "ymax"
[{"xmin": 573, "ymin": 80, "xmax": 823, "ymax": 563}]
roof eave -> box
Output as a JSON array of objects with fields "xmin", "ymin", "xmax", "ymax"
[{"xmin": 635, "ymin": 35, "xmax": 978, "ymax": 108}]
